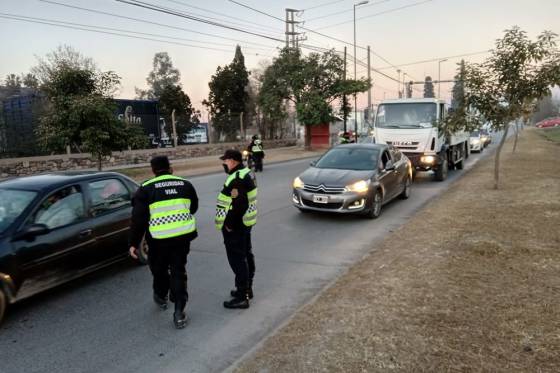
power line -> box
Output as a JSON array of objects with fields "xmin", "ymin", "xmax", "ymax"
[
  {"xmin": 305, "ymin": 0, "xmax": 391, "ymax": 22},
  {"xmin": 315, "ymin": 0, "xmax": 433, "ymax": 30},
  {"xmin": 0, "ymin": 14, "xmax": 271, "ymax": 56},
  {"xmin": 304, "ymin": 0, "xmax": 346, "ymax": 11},
  {"xmin": 0, "ymin": 12, "xmax": 273, "ymax": 51},
  {"xmin": 375, "ymin": 49, "xmax": 492, "ymax": 70},
  {"xmin": 228, "ymin": 0, "xmax": 285, "ymax": 22},
  {"xmin": 163, "ymin": 0, "xmax": 283, "ymax": 33},
  {"xmin": 40, "ymin": 0, "xmax": 276, "ymax": 48},
  {"xmin": 115, "ymin": 0, "xmax": 285, "ymax": 42}
]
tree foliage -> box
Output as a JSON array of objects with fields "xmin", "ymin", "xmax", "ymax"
[
  {"xmin": 159, "ymin": 84, "xmax": 200, "ymax": 141},
  {"xmin": 464, "ymin": 27, "xmax": 560, "ymax": 188},
  {"xmin": 423, "ymin": 76, "xmax": 435, "ymax": 98},
  {"xmin": 204, "ymin": 46, "xmax": 250, "ymax": 141},
  {"xmin": 258, "ymin": 48, "xmax": 369, "ymax": 148},
  {"xmin": 31, "ymin": 45, "xmax": 97, "ymax": 86},
  {"xmin": 136, "ymin": 52, "xmax": 181, "ymax": 100}
]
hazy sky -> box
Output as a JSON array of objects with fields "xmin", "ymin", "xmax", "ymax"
[{"xmin": 1, "ymin": 0, "xmax": 559, "ymax": 116}]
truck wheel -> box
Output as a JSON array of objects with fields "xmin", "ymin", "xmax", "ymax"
[
  {"xmin": 0, "ymin": 288, "xmax": 6, "ymax": 326},
  {"xmin": 434, "ymin": 154, "xmax": 448, "ymax": 181},
  {"xmin": 465, "ymin": 142, "xmax": 470, "ymax": 159},
  {"xmin": 365, "ymin": 190, "xmax": 382, "ymax": 219},
  {"xmin": 456, "ymin": 146, "xmax": 465, "ymax": 170}
]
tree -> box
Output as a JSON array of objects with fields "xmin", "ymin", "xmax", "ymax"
[
  {"xmin": 451, "ymin": 60, "xmax": 466, "ymax": 109},
  {"xmin": 136, "ymin": 52, "xmax": 181, "ymax": 99},
  {"xmin": 4, "ymin": 74, "xmax": 22, "ymax": 97},
  {"xmin": 36, "ymin": 49, "xmax": 145, "ymax": 169},
  {"xmin": 204, "ymin": 46, "xmax": 250, "ymax": 141},
  {"xmin": 258, "ymin": 48, "xmax": 369, "ymax": 149},
  {"xmin": 423, "ymin": 76, "xmax": 435, "ymax": 98},
  {"xmin": 21, "ymin": 73, "xmax": 39, "ymax": 90},
  {"xmin": 31, "ymin": 45, "xmax": 97, "ymax": 86},
  {"xmin": 464, "ymin": 27, "xmax": 560, "ymax": 188},
  {"xmin": 159, "ymin": 84, "xmax": 200, "ymax": 142}
]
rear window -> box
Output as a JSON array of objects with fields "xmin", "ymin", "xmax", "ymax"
[{"xmin": 0, "ymin": 189, "xmax": 38, "ymax": 234}]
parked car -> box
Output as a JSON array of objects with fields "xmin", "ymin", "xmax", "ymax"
[
  {"xmin": 0, "ymin": 172, "xmax": 147, "ymax": 324},
  {"xmin": 470, "ymin": 131, "xmax": 484, "ymax": 152},
  {"xmin": 292, "ymin": 144, "xmax": 412, "ymax": 219},
  {"xmin": 536, "ymin": 117, "xmax": 560, "ymax": 128}
]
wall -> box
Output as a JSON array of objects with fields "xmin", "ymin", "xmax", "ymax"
[{"xmin": 0, "ymin": 139, "xmax": 296, "ymax": 178}]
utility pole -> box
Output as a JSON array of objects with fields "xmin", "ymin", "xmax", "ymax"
[
  {"xmin": 367, "ymin": 45, "xmax": 371, "ymax": 123},
  {"xmin": 285, "ymin": 9, "xmax": 305, "ymax": 49},
  {"xmin": 343, "ymin": 46, "xmax": 347, "ymax": 132},
  {"xmin": 397, "ymin": 69, "xmax": 401, "ymax": 98},
  {"xmin": 171, "ymin": 109, "xmax": 178, "ymax": 147}
]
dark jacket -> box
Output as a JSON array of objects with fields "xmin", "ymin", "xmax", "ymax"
[
  {"xmin": 129, "ymin": 173, "xmax": 198, "ymax": 248},
  {"xmin": 222, "ymin": 164, "xmax": 256, "ymax": 231}
]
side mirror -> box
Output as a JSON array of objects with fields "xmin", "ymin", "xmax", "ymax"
[
  {"xmin": 15, "ymin": 223, "xmax": 50, "ymax": 240},
  {"xmin": 385, "ymin": 160, "xmax": 395, "ymax": 171},
  {"xmin": 310, "ymin": 160, "xmax": 317, "ymax": 167}
]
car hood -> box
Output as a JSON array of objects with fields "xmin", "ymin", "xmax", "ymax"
[{"xmin": 300, "ymin": 167, "xmax": 376, "ymax": 187}]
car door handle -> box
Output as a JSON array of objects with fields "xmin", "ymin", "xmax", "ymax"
[{"xmin": 79, "ymin": 229, "xmax": 93, "ymax": 237}]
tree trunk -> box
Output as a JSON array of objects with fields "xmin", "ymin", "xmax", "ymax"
[
  {"xmin": 97, "ymin": 154, "xmax": 103, "ymax": 171},
  {"xmin": 512, "ymin": 120, "xmax": 520, "ymax": 153},
  {"xmin": 304, "ymin": 124, "xmax": 312, "ymax": 150},
  {"xmin": 494, "ymin": 124, "xmax": 510, "ymax": 190}
]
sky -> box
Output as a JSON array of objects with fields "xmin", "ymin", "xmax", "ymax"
[{"xmin": 1, "ymin": 0, "xmax": 559, "ymax": 118}]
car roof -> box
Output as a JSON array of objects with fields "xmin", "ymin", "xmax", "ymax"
[
  {"xmin": 334, "ymin": 143, "xmax": 388, "ymax": 151},
  {"xmin": 0, "ymin": 171, "xmax": 131, "ymax": 192}
]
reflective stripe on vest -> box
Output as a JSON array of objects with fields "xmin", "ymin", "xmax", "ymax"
[
  {"xmin": 143, "ymin": 175, "xmax": 196, "ymax": 239},
  {"xmin": 251, "ymin": 144, "xmax": 263, "ymax": 153},
  {"xmin": 215, "ymin": 168, "xmax": 258, "ymax": 230}
]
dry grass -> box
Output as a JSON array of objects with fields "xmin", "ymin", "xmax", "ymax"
[{"xmin": 236, "ymin": 128, "xmax": 560, "ymax": 373}]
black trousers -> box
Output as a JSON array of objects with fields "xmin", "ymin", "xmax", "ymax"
[
  {"xmin": 148, "ymin": 240, "xmax": 190, "ymax": 311},
  {"xmin": 223, "ymin": 227, "xmax": 254, "ymax": 292},
  {"xmin": 252, "ymin": 153, "xmax": 264, "ymax": 172}
]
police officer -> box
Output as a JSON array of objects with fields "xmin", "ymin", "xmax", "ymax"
[
  {"xmin": 248, "ymin": 135, "xmax": 265, "ymax": 172},
  {"xmin": 129, "ymin": 156, "xmax": 198, "ymax": 329},
  {"xmin": 216, "ymin": 149, "xmax": 257, "ymax": 309}
]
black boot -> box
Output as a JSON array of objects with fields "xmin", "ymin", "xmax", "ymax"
[
  {"xmin": 153, "ymin": 294, "xmax": 168, "ymax": 310},
  {"xmin": 230, "ymin": 288, "xmax": 253, "ymax": 299},
  {"xmin": 173, "ymin": 310, "xmax": 187, "ymax": 329},
  {"xmin": 223, "ymin": 293, "xmax": 249, "ymax": 309}
]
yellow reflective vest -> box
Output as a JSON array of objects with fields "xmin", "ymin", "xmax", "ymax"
[{"xmin": 215, "ymin": 167, "xmax": 257, "ymax": 230}]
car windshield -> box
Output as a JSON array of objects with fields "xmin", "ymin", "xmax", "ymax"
[
  {"xmin": 0, "ymin": 188, "xmax": 38, "ymax": 234},
  {"xmin": 471, "ymin": 131, "xmax": 480, "ymax": 137},
  {"xmin": 315, "ymin": 148, "xmax": 379, "ymax": 171},
  {"xmin": 376, "ymin": 103, "xmax": 437, "ymax": 128}
]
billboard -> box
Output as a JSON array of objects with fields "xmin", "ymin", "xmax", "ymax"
[{"xmin": 181, "ymin": 123, "xmax": 209, "ymax": 145}]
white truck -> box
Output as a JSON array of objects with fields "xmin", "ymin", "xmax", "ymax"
[{"xmin": 374, "ymin": 98, "xmax": 469, "ymax": 181}]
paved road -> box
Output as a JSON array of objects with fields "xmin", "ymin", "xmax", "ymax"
[{"xmin": 0, "ymin": 142, "xmax": 498, "ymax": 373}]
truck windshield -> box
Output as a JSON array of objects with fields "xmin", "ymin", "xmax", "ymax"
[{"xmin": 376, "ymin": 103, "xmax": 437, "ymax": 129}]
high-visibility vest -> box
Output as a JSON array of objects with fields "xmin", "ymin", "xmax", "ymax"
[
  {"xmin": 142, "ymin": 175, "xmax": 196, "ymax": 239},
  {"xmin": 251, "ymin": 140, "xmax": 264, "ymax": 153},
  {"xmin": 215, "ymin": 168, "xmax": 258, "ymax": 230}
]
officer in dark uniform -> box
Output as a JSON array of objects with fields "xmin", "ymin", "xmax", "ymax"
[
  {"xmin": 215, "ymin": 149, "xmax": 258, "ymax": 309},
  {"xmin": 129, "ymin": 156, "xmax": 198, "ymax": 329},
  {"xmin": 247, "ymin": 135, "xmax": 265, "ymax": 172}
]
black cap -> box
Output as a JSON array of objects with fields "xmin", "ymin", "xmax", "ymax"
[
  {"xmin": 219, "ymin": 149, "xmax": 242, "ymax": 162},
  {"xmin": 150, "ymin": 155, "xmax": 171, "ymax": 172}
]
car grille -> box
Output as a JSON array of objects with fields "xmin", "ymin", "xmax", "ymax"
[
  {"xmin": 386, "ymin": 141, "xmax": 419, "ymax": 150},
  {"xmin": 303, "ymin": 183, "xmax": 346, "ymax": 194},
  {"xmin": 302, "ymin": 199, "xmax": 343, "ymax": 209}
]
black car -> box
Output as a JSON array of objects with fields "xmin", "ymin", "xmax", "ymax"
[
  {"xmin": 0, "ymin": 172, "xmax": 147, "ymax": 324},
  {"xmin": 292, "ymin": 144, "xmax": 413, "ymax": 218}
]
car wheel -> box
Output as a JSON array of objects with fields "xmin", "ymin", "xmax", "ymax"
[
  {"xmin": 365, "ymin": 190, "xmax": 382, "ymax": 219},
  {"xmin": 0, "ymin": 288, "xmax": 6, "ymax": 326},
  {"xmin": 434, "ymin": 154, "xmax": 448, "ymax": 181},
  {"xmin": 136, "ymin": 237, "xmax": 149, "ymax": 265},
  {"xmin": 399, "ymin": 176, "xmax": 411, "ymax": 199}
]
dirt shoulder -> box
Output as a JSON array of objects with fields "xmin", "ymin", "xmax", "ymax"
[
  {"xmin": 235, "ymin": 128, "xmax": 560, "ymax": 372},
  {"xmin": 114, "ymin": 146, "xmax": 322, "ymax": 182}
]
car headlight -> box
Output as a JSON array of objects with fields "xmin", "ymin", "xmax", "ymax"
[
  {"xmin": 345, "ymin": 180, "xmax": 370, "ymax": 193},
  {"xmin": 242, "ymin": 150, "xmax": 249, "ymax": 156},
  {"xmin": 420, "ymin": 155, "xmax": 435, "ymax": 164},
  {"xmin": 293, "ymin": 177, "xmax": 304, "ymax": 189}
]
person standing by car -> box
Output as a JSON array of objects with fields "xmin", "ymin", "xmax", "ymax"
[
  {"xmin": 247, "ymin": 135, "xmax": 265, "ymax": 172},
  {"xmin": 129, "ymin": 156, "xmax": 198, "ymax": 329},
  {"xmin": 216, "ymin": 149, "xmax": 258, "ymax": 309}
]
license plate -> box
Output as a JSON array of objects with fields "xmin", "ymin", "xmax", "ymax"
[{"xmin": 313, "ymin": 195, "xmax": 329, "ymax": 204}]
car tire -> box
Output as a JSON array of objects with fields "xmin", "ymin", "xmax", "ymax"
[
  {"xmin": 136, "ymin": 237, "xmax": 149, "ymax": 265},
  {"xmin": 365, "ymin": 189, "xmax": 382, "ymax": 219},
  {"xmin": 465, "ymin": 142, "xmax": 470, "ymax": 159},
  {"xmin": 0, "ymin": 288, "xmax": 6, "ymax": 326},
  {"xmin": 434, "ymin": 153, "xmax": 448, "ymax": 181},
  {"xmin": 399, "ymin": 176, "xmax": 411, "ymax": 199}
]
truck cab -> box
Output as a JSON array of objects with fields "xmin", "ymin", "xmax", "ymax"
[{"xmin": 374, "ymin": 98, "xmax": 469, "ymax": 181}]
